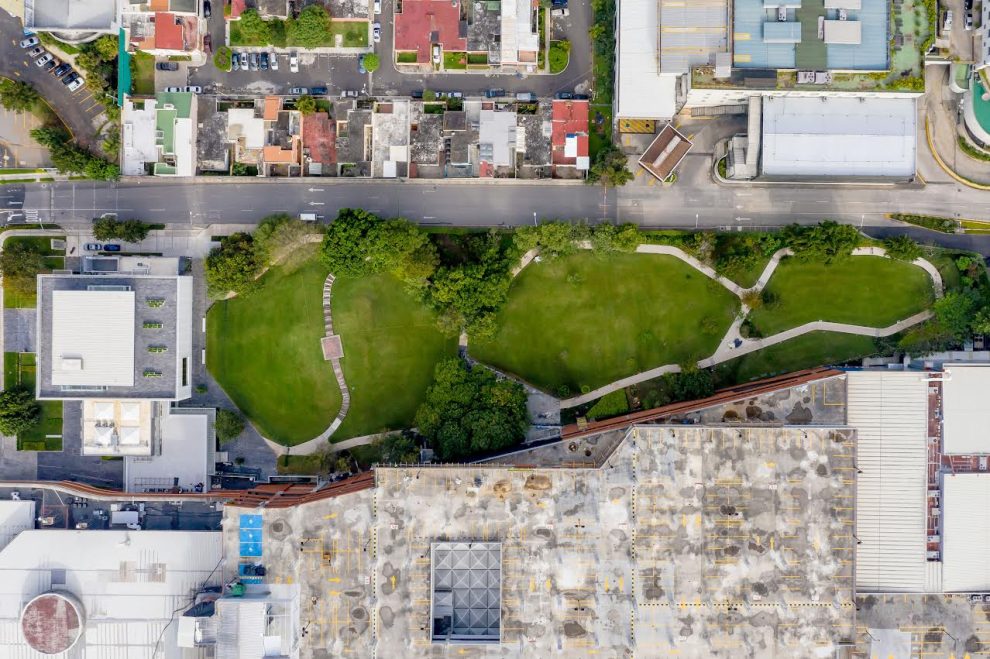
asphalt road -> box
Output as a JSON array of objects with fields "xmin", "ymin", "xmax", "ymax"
[
  {"xmin": 189, "ymin": 0, "xmax": 592, "ymax": 98},
  {"xmin": 0, "ymin": 11, "xmax": 105, "ymax": 148}
]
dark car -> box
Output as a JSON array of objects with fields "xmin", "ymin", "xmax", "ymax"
[
  {"xmin": 411, "ymin": 89, "xmax": 424, "ymax": 99},
  {"xmin": 554, "ymin": 91, "xmax": 574, "ymax": 100},
  {"xmin": 573, "ymin": 93, "xmax": 590, "ymax": 100},
  {"xmin": 203, "ymin": 34, "xmax": 212, "ymax": 54},
  {"xmin": 156, "ymin": 61, "xmax": 179, "ymax": 71},
  {"xmin": 103, "ymin": 244, "xmax": 121, "ymax": 252},
  {"xmin": 52, "ymin": 62, "xmax": 71, "ymax": 78},
  {"xmin": 966, "ymin": 0, "xmax": 973, "ymax": 8},
  {"xmin": 204, "ymin": 0, "xmax": 211, "ymax": 17},
  {"xmin": 61, "ymin": 72, "xmax": 79, "ymax": 86},
  {"xmin": 43, "ymin": 58, "xmax": 58, "ymax": 73},
  {"xmin": 310, "ymin": 86, "xmax": 328, "ymax": 95},
  {"xmin": 485, "ymin": 88, "xmax": 505, "ymax": 98},
  {"xmin": 260, "ymin": 52, "xmax": 269, "ymax": 70}
]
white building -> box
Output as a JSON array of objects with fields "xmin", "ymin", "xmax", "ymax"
[
  {"xmin": 500, "ymin": 0, "xmax": 539, "ymax": 67},
  {"xmin": 121, "ymin": 92, "xmax": 199, "ymax": 177},
  {"xmin": 940, "ymin": 363, "xmax": 990, "ymax": 455}
]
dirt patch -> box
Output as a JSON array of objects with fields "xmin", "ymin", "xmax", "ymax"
[
  {"xmin": 493, "ymin": 480, "xmax": 512, "ymax": 497},
  {"xmin": 563, "ymin": 621, "xmax": 587, "ymax": 638},
  {"xmin": 524, "ymin": 474, "xmax": 552, "ymax": 491},
  {"xmin": 785, "ymin": 402, "xmax": 813, "ymax": 424}
]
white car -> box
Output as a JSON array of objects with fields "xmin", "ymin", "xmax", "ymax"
[
  {"xmin": 165, "ymin": 86, "xmax": 183, "ymax": 92},
  {"xmin": 34, "ymin": 53, "xmax": 54, "ymax": 67},
  {"xmin": 270, "ymin": 53, "xmax": 278, "ymax": 70},
  {"xmin": 184, "ymin": 85, "xmax": 202, "ymax": 93},
  {"xmin": 66, "ymin": 76, "xmax": 84, "ymax": 92},
  {"xmin": 432, "ymin": 44, "xmax": 441, "ymax": 64},
  {"xmin": 374, "ymin": 0, "xmax": 381, "ymax": 13},
  {"xmin": 373, "ymin": 22, "xmax": 381, "ymax": 43},
  {"xmin": 19, "ymin": 35, "xmax": 39, "ymax": 49},
  {"xmin": 289, "ymin": 55, "xmax": 299, "ymax": 73}
]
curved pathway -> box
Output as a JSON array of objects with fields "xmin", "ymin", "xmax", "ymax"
[{"xmin": 547, "ymin": 244, "xmax": 944, "ymax": 408}]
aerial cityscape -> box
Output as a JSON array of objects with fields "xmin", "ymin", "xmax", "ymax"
[{"xmin": 0, "ymin": 0, "xmax": 986, "ymax": 656}]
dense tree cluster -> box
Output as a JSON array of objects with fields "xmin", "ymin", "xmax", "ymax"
[
  {"xmin": 215, "ymin": 409, "xmax": 246, "ymax": 444},
  {"xmin": 30, "ymin": 127, "xmax": 119, "ymax": 180},
  {"xmin": 780, "ymin": 221, "xmax": 860, "ymax": 263},
  {"xmin": 0, "ymin": 242, "xmax": 46, "ymax": 298},
  {"xmin": 0, "ymin": 80, "xmax": 40, "ymax": 113},
  {"xmin": 414, "ymin": 359, "xmax": 528, "ymax": 461},
  {"xmin": 92, "ymin": 217, "xmax": 154, "ymax": 243},
  {"xmin": 0, "ymin": 387, "xmax": 41, "ymax": 436},
  {"xmin": 586, "ymin": 144, "xmax": 633, "ymax": 187}
]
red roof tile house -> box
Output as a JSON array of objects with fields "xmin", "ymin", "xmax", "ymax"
[
  {"xmin": 124, "ymin": 10, "xmax": 199, "ymax": 55},
  {"xmin": 551, "ymin": 99, "xmax": 590, "ymax": 177},
  {"xmin": 394, "ymin": 0, "xmax": 466, "ymax": 64}
]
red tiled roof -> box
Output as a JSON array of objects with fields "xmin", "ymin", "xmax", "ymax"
[
  {"xmin": 302, "ymin": 111, "xmax": 337, "ymax": 167},
  {"xmin": 154, "ymin": 12, "xmax": 184, "ymax": 51},
  {"xmin": 551, "ymin": 99, "xmax": 589, "ymax": 165},
  {"xmin": 229, "ymin": 0, "xmax": 247, "ymax": 18},
  {"xmin": 394, "ymin": 0, "xmax": 466, "ymax": 64}
]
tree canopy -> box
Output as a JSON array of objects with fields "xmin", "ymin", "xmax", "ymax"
[
  {"xmin": 205, "ymin": 232, "xmax": 264, "ymax": 297},
  {"xmin": 414, "ymin": 359, "xmax": 528, "ymax": 461},
  {"xmin": 237, "ymin": 9, "xmax": 271, "ymax": 44},
  {"xmin": 363, "ymin": 53, "xmax": 380, "ymax": 72},
  {"xmin": 295, "ymin": 95, "xmax": 316, "ymax": 115},
  {"xmin": 31, "ymin": 127, "xmax": 119, "ymax": 180},
  {"xmin": 0, "ymin": 387, "xmax": 41, "ymax": 436},
  {"xmin": 215, "ymin": 409, "xmax": 246, "ymax": 444},
  {"xmin": 781, "ymin": 221, "xmax": 860, "ymax": 263},
  {"xmin": 378, "ymin": 432, "xmax": 420, "ymax": 464},
  {"xmin": 587, "ymin": 143, "xmax": 633, "ymax": 187},
  {"xmin": 0, "ymin": 242, "xmax": 47, "ymax": 298},
  {"xmin": 882, "ymin": 235, "xmax": 923, "ymax": 262},
  {"xmin": 288, "ymin": 5, "xmax": 331, "ymax": 47},
  {"xmin": 0, "ymin": 80, "xmax": 39, "ymax": 113},
  {"xmin": 92, "ymin": 217, "xmax": 154, "ymax": 243}
]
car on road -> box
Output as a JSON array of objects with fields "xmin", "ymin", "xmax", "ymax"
[
  {"xmin": 485, "ymin": 88, "xmax": 505, "ymax": 98},
  {"xmin": 374, "ymin": 0, "xmax": 381, "ymax": 12},
  {"xmin": 516, "ymin": 92, "xmax": 535, "ymax": 101},
  {"xmin": 373, "ymin": 22, "xmax": 381, "ymax": 42},
  {"xmin": 103, "ymin": 244, "xmax": 121, "ymax": 252},
  {"xmin": 156, "ymin": 61, "xmax": 179, "ymax": 71},
  {"xmin": 204, "ymin": 0, "xmax": 211, "ymax": 17},
  {"xmin": 270, "ymin": 53, "xmax": 278, "ymax": 70},
  {"xmin": 310, "ymin": 86, "xmax": 328, "ymax": 95},
  {"xmin": 358, "ymin": 56, "xmax": 367, "ymax": 74},
  {"xmin": 411, "ymin": 89, "xmax": 423, "ymax": 99},
  {"xmin": 432, "ymin": 44, "xmax": 441, "ymax": 64},
  {"xmin": 290, "ymin": 86, "xmax": 309, "ymax": 95},
  {"xmin": 249, "ymin": 53, "xmax": 259, "ymax": 71},
  {"xmin": 35, "ymin": 53, "xmax": 54, "ymax": 67},
  {"xmin": 84, "ymin": 243, "xmax": 103, "ymax": 251},
  {"xmin": 27, "ymin": 46, "xmax": 44, "ymax": 58},
  {"xmin": 289, "ymin": 54, "xmax": 299, "ymax": 72},
  {"xmin": 43, "ymin": 58, "xmax": 58, "ymax": 73},
  {"xmin": 203, "ymin": 34, "xmax": 212, "ymax": 54},
  {"xmin": 66, "ymin": 76, "xmax": 85, "ymax": 92},
  {"xmin": 260, "ymin": 52, "xmax": 269, "ymax": 70},
  {"xmin": 184, "ymin": 85, "xmax": 202, "ymax": 93},
  {"xmin": 19, "ymin": 35, "xmax": 39, "ymax": 49},
  {"xmin": 52, "ymin": 62, "xmax": 71, "ymax": 78}
]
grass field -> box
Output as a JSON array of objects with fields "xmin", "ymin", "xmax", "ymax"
[
  {"xmin": 443, "ymin": 51, "xmax": 467, "ymax": 70},
  {"xmin": 472, "ymin": 253, "xmax": 740, "ymax": 394},
  {"xmin": 2, "ymin": 236, "xmax": 65, "ymax": 308},
  {"xmin": 329, "ymin": 21, "xmax": 369, "ymax": 47},
  {"xmin": 714, "ymin": 332, "xmax": 879, "ymax": 384},
  {"xmin": 207, "ymin": 255, "xmax": 454, "ymax": 445},
  {"xmin": 4, "ymin": 352, "xmax": 62, "ymax": 451},
  {"xmin": 207, "ymin": 256, "xmax": 341, "ymax": 445},
  {"xmin": 331, "ymin": 273, "xmax": 457, "ymax": 439},
  {"xmin": 131, "ymin": 51, "xmax": 156, "ymax": 96},
  {"xmin": 748, "ymin": 256, "xmax": 935, "ymax": 335}
]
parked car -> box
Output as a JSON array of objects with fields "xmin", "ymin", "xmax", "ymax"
[
  {"xmin": 555, "ymin": 91, "xmax": 574, "ymax": 100},
  {"xmin": 203, "ymin": 34, "xmax": 212, "ymax": 54},
  {"xmin": 342, "ymin": 90, "xmax": 359, "ymax": 97},
  {"xmin": 52, "ymin": 62, "xmax": 71, "ymax": 78},
  {"xmin": 66, "ymin": 76, "xmax": 85, "ymax": 92},
  {"xmin": 165, "ymin": 86, "xmax": 183, "ymax": 92},
  {"xmin": 290, "ymin": 86, "xmax": 308, "ymax": 95},
  {"xmin": 238, "ymin": 53, "xmax": 248, "ymax": 70},
  {"xmin": 485, "ymin": 88, "xmax": 505, "ymax": 98},
  {"xmin": 249, "ymin": 53, "xmax": 259, "ymax": 71},
  {"xmin": 374, "ymin": 0, "xmax": 381, "ymax": 13},
  {"xmin": 35, "ymin": 53, "xmax": 54, "ymax": 67},
  {"xmin": 573, "ymin": 93, "xmax": 589, "ymax": 100},
  {"xmin": 411, "ymin": 89, "xmax": 424, "ymax": 99},
  {"xmin": 84, "ymin": 243, "xmax": 103, "ymax": 251},
  {"xmin": 373, "ymin": 22, "xmax": 381, "ymax": 43},
  {"xmin": 965, "ymin": 0, "xmax": 973, "ymax": 10},
  {"xmin": 432, "ymin": 44, "xmax": 441, "ymax": 64},
  {"xmin": 358, "ymin": 56, "xmax": 367, "ymax": 74},
  {"xmin": 184, "ymin": 85, "xmax": 202, "ymax": 93},
  {"xmin": 156, "ymin": 61, "xmax": 179, "ymax": 71},
  {"xmin": 103, "ymin": 244, "xmax": 121, "ymax": 252},
  {"xmin": 27, "ymin": 46, "xmax": 44, "ymax": 58},
  {"xmin": 204, "ymin": 0, "xmax": 211, "ymax": 17},
  {"xmin": 230, "ymin": 53, "xmax": 240, "ymax": 71},
  {"xmin": 19, "ymin": 35, "xmax": 39, "ymax": 49},
  {"xmin": 966, "ymin": 10, "xmax": 974, "ymax": 29},
  {"xmin": 260, "ymin": 52, "xmax": 269, "ymax": 70},
  {"xmin": 516, "ymin": 92, "xmax": 535, "ymax": 101},
  {"xmin": 270, "ymin": 53, "xmax": 278, "ymax": 70},
  {"xmin": 289, "ymin": 54, "xmax": 299, "ymax": 72},
  {"xmin": 61, "ymin": 72, "xmax": 79, "ymax": 86},
  {"xmin": 310, "ymin": 86, "xmax": 328, "ymax": 95},
  {"xmin": 43, "ymin": 58, "xmax": 58, "ymax": 73}
]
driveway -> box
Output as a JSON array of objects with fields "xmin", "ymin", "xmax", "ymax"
[
  {"xmin": 189, "ymin": 0, "xmax": 593, "ymax": 97},
  {"xmin": 0, "ymin": 11, "xmax": 106, "ymax": 149}
]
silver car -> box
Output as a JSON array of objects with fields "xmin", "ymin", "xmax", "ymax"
[{"xmin": 249, "ymin": 53, "xmax": 259, "ymax": 71}]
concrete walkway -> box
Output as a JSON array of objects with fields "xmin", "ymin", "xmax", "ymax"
[{"xmin": 558, "ymin": 245, "xmax": 943, "ymax": 408}]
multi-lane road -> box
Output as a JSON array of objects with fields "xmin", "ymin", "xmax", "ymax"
[{"xmin": 3, "ymin": 176, "xmax": 989, "ymax": 253}]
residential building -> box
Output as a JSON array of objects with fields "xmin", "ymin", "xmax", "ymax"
[
  {"xmin": 335, "ymin": 101, "xmax": 374, "ymax": 177},
  {"xmin": 121, "ymin": 0, "xmax": 202, "ymax": 56},
  {"xmin": 550, "ymin": 99, "xmax": 590, "ymax": 177},
  {"xmin": 478, "ymin": 108, "xmax": 518, "ymax": 177},
  {"xmin": 225, "ymin": 96, "xmax": 302, "ymax": 176},
  {"xmin": 371, "ymin": 99, "xmax": 411, "ymax": 178},
  {"xmin": 500, "ymin": 0, "xmax": 539, "ymax": 67},
  {"xmin": 394, "ymin": 0, "xmax": 466, "ymax": 64},
  {"xmin": 121, "ymin": 92, "xmax": 199, "ymax": 177}
]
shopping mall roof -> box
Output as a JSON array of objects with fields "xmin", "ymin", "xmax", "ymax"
[
  {"xmin": 848, "ymin": 370, "xmax": 930, "ymax": 593},
  {"xmin": 761, "ymin": 95, "xmax": 917, "ymax": 178},
  {"xmin": 941, "ymin": 364, "xmax": 990, "ymax": 454},
  {"xmin": 616, "ymin": 0, "xmax": 679, "ymax": 119},
  {"xmin": 941, "ymin": 473, "xmax": 990, "ymax": 591}
]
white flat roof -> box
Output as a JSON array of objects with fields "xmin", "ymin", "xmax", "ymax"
[
  {"xmin": 617, "ymin": 0, "xmax": 679, "ymax": 119},
  {"xmin": 941, "ymin": 364, "xmax": 990, "ymax": 454},
  {"xmin": 126, "ymin": 411, "xmax": 210, "ymax": 492},
  {"xmin": 942, "ymin": 473, "xmax": 990, "ymax": 591},
  {"xmin": 0, "ymin": 529, "xmax": 222, "ymax": 656},
  {"xmin": 50, "ymin": 290, "xmax": 135, "ymax": 387},
  {"xmin": 823, "ymin": 19, "xmax": 862, "ymax": 44},
  {"xmin": 761, "ymin": 95, "xmax": 917, "ymax": 178},
  {"xmin": 0, "ymin": 501, "xmax": 35, "ymax": 554},
  {"xmin": 848, "ymin": 370, "xmax": 929, "ymax": 592}
]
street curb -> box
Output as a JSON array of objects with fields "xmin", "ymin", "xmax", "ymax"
[
  {"xmin": 924, "ymin": 117, "xmax": 990, "ymax": 191},
  {"xmin": 117, "ymin": 175, "xmax": 589, "ymax": 186}
]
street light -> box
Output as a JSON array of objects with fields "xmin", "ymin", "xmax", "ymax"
[{"xmin": 532, "ymin": 212, "xmax": 537, "ymax": 227}]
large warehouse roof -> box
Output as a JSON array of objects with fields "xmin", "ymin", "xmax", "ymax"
[
  {"xmin": 942, "ymin": 473, "xmax": 990, "ymax": 592},
  {"xmin": 849, "ymin": 370, "xmax": 930, "ymax": 592},
  {"xmin": 616, "ymin": 0, "xmax": 678, "ymax": 119},
  {"xmin": 761, "ymin": 95, "xmax": 917, "ymax": 178},
  {"xmin": 941, "ymin": 364, "xmax": 990, "ymax": 454}
]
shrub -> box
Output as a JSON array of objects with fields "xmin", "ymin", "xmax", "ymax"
[
  {"xmin": 883, "ymin": 235, "xmax": 923, "ymax": 262},
  {"xmin": 92, "ymin": 217, "xmax": 154, "ymax": 243},
  {"xmin": 296, "ymin": 94, "xmax": 316, "ymax": 115},
  {"xmin": 363, "ymin": 53, "xmax": 380, "ymax": 72},
  {"xmin": 205, "ymin": 232, "xmax": 264, "ymax": 297},
  {"xmin": 0, "ymin": 79, "xmax": 40, "ymax": 113},
  {"xmin": 0, "ymin": 387, "xmax": 41, "ymax": 436},
  {"xmin": 215, "ymin": 409, "xmax": 246, "ymax": 444},
  {"xmin": 590, "ymin": 223, "xmax": 641, "ymax": 253},
  {"xmin": 889, "ymin": 213, "xmax": 957, "ymax": 233},
  {"xmin": 213, "ymin": 46, "xmax": 233, "ymax": 71},
  {"xmin": 585, "ymin": 390, "xmax": 629, "ymax": 420}
]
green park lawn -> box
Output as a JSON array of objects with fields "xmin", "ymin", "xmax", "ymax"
[
  {"xmin": 471, "ymin": 252, "xmax": 740, "ymax": 395},
  {"xmin": 329, "ymin": 21, "xmax": 369, "ymax": 47},
  {"xmin": 714, "ymin": 332, "xmax": 879, "ymax": 385},
  {"xmin": 207, "ymin": 257, "xmax": 341, "ymax": 445},
  {"xmin": 331, "ymin": 273, "xmax": 457, "ymax": 439},
  {"xmin": 2, "ymin": 236, "xmax": 65, "ymax": 308},
  {"xmin": 4, "ymin": 352, "xmax": 62, "ymax": 451},
  {"xmin": 131, "ymin": 51, "xmax": 156, "ymax": 96},
  {"xmin": 748, "ymin": 256, "xmax": 936, "ymax": 336},
  {"xmin": 207, "ymin": 255, "xmax": 454, "ymax": 446}
]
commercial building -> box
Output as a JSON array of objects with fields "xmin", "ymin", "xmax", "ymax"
[{"xmin": 24, "ymin": 0, "xmax": 118, "ymax": 41}]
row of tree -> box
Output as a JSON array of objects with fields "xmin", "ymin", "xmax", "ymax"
[{"xmin": 30, "ymin": 127, "xmax": 119, "ymax": 180}]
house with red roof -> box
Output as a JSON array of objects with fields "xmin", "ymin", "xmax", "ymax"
[
  {"xmin": 551, "ymin": 99, "xmax": 590, "ymax": 178},
  {"xmin": 394, "ymin": 0, "xmax": 467, "ymax": 64}
]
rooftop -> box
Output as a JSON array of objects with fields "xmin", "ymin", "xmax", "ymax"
[
  {"xmin": 941, "ymin": 364, "xmax": 990, "ymax": 454},
  {"xmin": 154, "ymin": 12, "xmax": 184, "ymax": 51},
  {"xmin": 942, "ymin": 473, "xmax": 990, "ymax": 592},
  {"xmin": 638, "ymin": 123, "xmax": 693, "ymax": 181},
  {"xmin": 551, "ymin": 99, "xmax": 589, "ymax": 167},
  {"xmin": 27, "ymin": 0, "xmax": 117, "ymax": 31},
  {"xmin": 50, "ymin": 289, "xmax": 135, "ymax": 388},
  {"xmin": 125, "ymin": 408, "xmax": 215, "ymax": 492}
]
